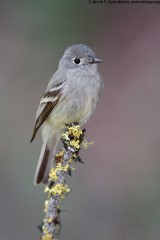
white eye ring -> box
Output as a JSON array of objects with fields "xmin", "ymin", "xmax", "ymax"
[{"xmin": 73, "ymin": 58, "xmax": 81, "ymax": 64}]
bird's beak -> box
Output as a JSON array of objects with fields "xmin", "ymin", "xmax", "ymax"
[{"xmin": 89, "ymin": 58, "xmax": 103, "ymax": 64}]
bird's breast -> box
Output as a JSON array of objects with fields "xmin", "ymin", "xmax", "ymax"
[{"xmin": 47, "ymin": 73, "xmax": 101, "ymax": 128}]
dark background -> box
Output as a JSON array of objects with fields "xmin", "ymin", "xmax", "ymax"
[{"xmin": 1, "ymin": 1, "xmax": 160, "ymax": 239}]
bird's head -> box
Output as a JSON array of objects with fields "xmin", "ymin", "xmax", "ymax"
[{"xmin": 59, "ymin": 44, "xmax": 102, "ymax": 73}]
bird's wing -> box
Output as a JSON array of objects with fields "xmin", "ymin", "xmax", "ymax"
[{"xmin": 30, "ymin": 81, "xmax": 65, "ymax": 142}]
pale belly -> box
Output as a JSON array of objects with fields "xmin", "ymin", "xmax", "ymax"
[{"xmin": 46, "ymin": 91, "xmax": 97, "ymax": 129}]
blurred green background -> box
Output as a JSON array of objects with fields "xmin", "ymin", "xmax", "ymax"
[{"xmin": 1, "ymin": 1, "xmax": 160, "ymax": 239}]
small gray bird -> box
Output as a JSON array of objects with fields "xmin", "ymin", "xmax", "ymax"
[{"xmin": 31, "ymin": 44, "xmax": 103, "ymax": 185}]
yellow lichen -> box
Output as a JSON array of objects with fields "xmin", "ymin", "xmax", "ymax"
[
  {"xmin": 61, "ymin": 133, "xmax": 70, "ymax": 141},
  {"xmin": 47, "ymin": 217, "xmax": 53, "ymax": 223},
  {"xmin": 55, "ymin": 150, "xmax": 64, "ymax": 157},
  {"xmin": 62, "ymin": 125, "xmax": 83, "ymax": 143},
  {"xmin": 82, "ymin": 138, "xmax": 94, "ymax": 149},
  {"xmin": 70, "ymin": 139, "xmax": 80, "ymax": 149},
  {"xmin": 41, "ymin": 233, "xmax": 53, "ymax": 240},
  {"xmin": 44, "ymin": 200, "xmax": 49, "ymax": 213},
  {"xmin": 64, "ymin": 184, "xmax": 70, "ymax": 193},
  {"xmin": 46, "ymin": 183, "xmax": 70, "ymax": 196},
  {"xmin": 68, "ymin": 126, "xmax": 83, "ymax": 138},
  {"xmin": 49, "ymin": 168, "xmax": 58, "ymax": 181},
  {"xmin": 48, "ymin": 163, "xmax": 69, "ymax": 183},
  {"xmin": 44, "ymin": 186, "xmax": 50, "ymax": 193},
  {"xmin": 56, "ymin": 162, "xmax": 69, "ymax": 172}
]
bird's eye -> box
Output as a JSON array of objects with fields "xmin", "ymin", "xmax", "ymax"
[{"xmin": 73, "ymin": 58, "xmax": 81, "ymax": 64}]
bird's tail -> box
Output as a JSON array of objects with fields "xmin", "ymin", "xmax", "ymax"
[{"xmin": 34, "ymin": 136, "xmax": 59, "ymax": 185}]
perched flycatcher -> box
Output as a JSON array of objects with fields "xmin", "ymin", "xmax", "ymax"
[{"xmin": 31, "ymin": 44, "xmax": 104, "ymax": 185}]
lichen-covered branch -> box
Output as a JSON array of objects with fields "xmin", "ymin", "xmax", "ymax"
[{"xmin": 39, "ymin": 123, "xmax": 85, "ymax": 240}]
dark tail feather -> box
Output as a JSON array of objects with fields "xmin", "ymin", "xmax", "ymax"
[
  {"xmin": 34, "ymin": 132, "xmax": 60, "ymax": 185},
  {"xmin": 42, "ymin": 153, "xmax": 53, "ymax": 185},
  {"xmin": 34, "ymin": 143, "xmax": 50, "ymax": 185},
  {"xmin": 30, "ymin": 127, "xmax": 38, "ymax": 143}
]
